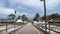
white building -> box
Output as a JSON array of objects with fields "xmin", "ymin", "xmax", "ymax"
[{"xmin": 16, "ymin": 19, "xmax": 23, "ymax": 23}]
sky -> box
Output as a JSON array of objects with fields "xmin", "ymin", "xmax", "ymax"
[{"xmin": 0, "ymin": 0, "xmax": 60, "ymax": 19}]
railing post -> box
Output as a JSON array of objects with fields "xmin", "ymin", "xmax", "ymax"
[
  {"xmin": 49, "ymin": 23, "xmax": 50, "ymax": 34},
  {"xmin": 6, "ymin": 23, "xmax": 7, "ymax": 32},
  {"xmin": 14, "ymin": 23, "xmax": 15, "ymax": 29}
]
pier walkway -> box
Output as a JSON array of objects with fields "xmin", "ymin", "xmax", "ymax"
[{"xmin": 11, "ymin": 23, "xmax": 45, "ymax": 34}]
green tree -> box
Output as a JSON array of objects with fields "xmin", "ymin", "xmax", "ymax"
[
  {"xmin": 8, "ymin": 14, "xmax": 15, "ymax": 20},
  {"xmin": 42, "ymin": 13, "xmax": 60, "ymax": 20},
  {"xmin": 17, "ymin": 16, "xmax": 21, "ymax": 19},
  {"xmin": 33, "ymin": 13, "xmax": 40, "ymax": 22},
  {"xmin": 22, "ymin": 14, "xmax": 28, "ymax": 23},
  {"xmin": 50, "ymin": 13, "xmax": 60, "ymax": 20},
  {"xmin": 8, "ymin": 11, "xmax": 17, "ymax": 20}
]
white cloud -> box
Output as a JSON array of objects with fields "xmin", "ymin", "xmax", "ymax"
[
  {"xmin": 0, "ymin": 0, "xmax": 5, "ymax": 7},
  {"xmin": 9, "ymin": 0, "xmax": 60, "ymax": 10},
  {"xmin": 20, "ymin": 12, "xmax": 27, "ymax": 16},
  {"xmin": 0, "ymin": 0, "xmax": 15, "ymax": 15},
  {"xmin": 0, "ymin": 7, "xmax": 15, "ymax": 15},
  {"xmin": 46, "ymin": 0, "xmax": 60, "ymax": 9},
  {"xmin": 0, "ymin": 0, "xmax": 60, "ymax": 15},
  {"xmin": 0, "ymin": 0, "xmax": 59, "ymax": 14}
]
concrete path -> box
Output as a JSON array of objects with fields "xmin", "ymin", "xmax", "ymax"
[{"xmin": 12, "ymin": 23, "xmax": 45, "ymax": 34}]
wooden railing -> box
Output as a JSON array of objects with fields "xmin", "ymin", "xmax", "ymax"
[
  {"xmin": 33, "ymin": 24, "xmax": 60, "ymax": 34},
  {"xmin": 33, "ymin": 25, "xmax": 50, "ymax": 34}
]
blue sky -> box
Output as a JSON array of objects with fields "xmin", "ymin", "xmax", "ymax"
[{"xmin": 0, "ymin": 0, "xmax": 60, "ymax": 19}]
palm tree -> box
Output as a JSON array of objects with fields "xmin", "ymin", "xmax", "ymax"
[
  {"xmin": 17, "ymin": 16, "xmax": 21, "ymax": 19},
  {"xmin": 8, "ymin": 14, "xmax": 15, "ymax": 20}
]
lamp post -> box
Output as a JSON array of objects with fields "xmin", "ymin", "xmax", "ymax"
[{"xmin": 40, "ymin": 0, "xmax": 47, "ymax": 32}]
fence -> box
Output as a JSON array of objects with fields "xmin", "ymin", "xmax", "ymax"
[
  {"xmin": 33, "ymin": 23, "xmax": 60, "ymax": 34},
  {"xmin": 0, "ymin": 23, "xmax": 23, "ymax": 34}
]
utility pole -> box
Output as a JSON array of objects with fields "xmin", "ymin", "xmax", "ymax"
[
  {"xmin": 40, "ymin": 0, "xmax": 47, "ymax": 33},
  {"xmin": 44, "ymin": 0, "xmax": 47, "ymax": 31}
]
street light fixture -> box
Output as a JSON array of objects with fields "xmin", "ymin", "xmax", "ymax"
[{"xmin": 40, "ymin": 0, "xmax": 47, "ymax": 32}]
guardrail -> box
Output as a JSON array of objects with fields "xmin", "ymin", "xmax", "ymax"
[
  {"xmin": 33, "ymin": 24, "xmax": 60, "ymax": 34},
  {"xmin": 39, "ymin": 26, "xmax": 60, "ymax": 34},
  {"xmin": 7, "ymin": 25, "xmax": 24, "ymax": 34},
  {"xmin": 47, "ymin": 28, "xmax": 60, "ymax": 34},
  {"xmin": 33, "ymin": 25, "xmax": 50, "ymax": 34},
  {"xmin": 0, "ymin": 25, "xmax": 19, "ymax": 32},
  {"xmin": 0, "ymin": 27, "xmax": 13, "ymax": 32},
  {"xmin": 7, "ymin": 24, "xmax": 26, "ymax": 34}
]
